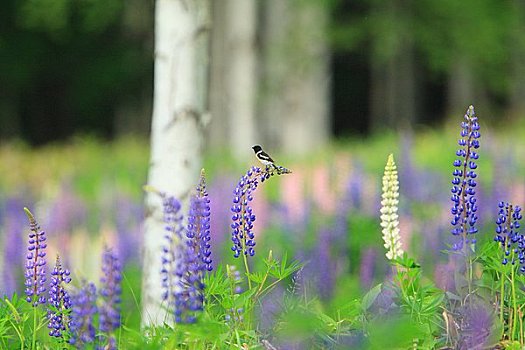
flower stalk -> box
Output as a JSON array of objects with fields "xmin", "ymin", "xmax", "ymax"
[{"xmin": 380, "ymin": 154, "xmax": 403, "ymax": 261}]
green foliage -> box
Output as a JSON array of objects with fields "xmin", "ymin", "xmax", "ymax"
[
  {"xmin": 330, "ymin": 0, "xmax": 523, "ymax": 103},
  {"xmin": 1, "ymin": 0, "xmax": 152, "ymax": 142},
  {"xmin": 478, "ymin": 240, "xmax": 525, "ymax": 344}
]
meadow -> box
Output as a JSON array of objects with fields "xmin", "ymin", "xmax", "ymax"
[{"xmin": 2, "ymin": 108, "xmax": 525, "ymax": 349}]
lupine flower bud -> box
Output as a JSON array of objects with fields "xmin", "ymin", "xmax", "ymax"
[
  {"xmin": 494, "ymin": 202, "xmax": 524, "ymax": 270},
  {"xmin": 450, "ymin": 105, "xmax": 480, "ymax": 251},
  {"xmin": 380, "ymin": 154, "xmax": 403, "ymax": 260},
  {"xmin": 99, "ymin": 247, "xmax": 122, "ymax": 349},
  {"xmin": 24, "ymin": 208, "xmax": 48, "ymax": 306},
  {"xmin": 186, "ymin": 169, "xmax": 213, "ymax": 273},
  {"xmin": 160, "ymin": 194, "xmax": 184, "ymax": 305},
  {"xmin": 47, "ymin": 255, "xmax": 72, "ymax": 338},
  {"xmin": 230, "ymin": 166, "xmax": 263, "ymax": 258},
  {"xmin": 69, "ymin": 281, "xmax": 97, "ymax": 349},
  {"xmin": 230, "ymin": 165, "xmax": 290, "ymax": 258},
  {"xmin": 173, "ymin": 170, "xmax": 213, "ymax": 323},
  {"xmin": 69, "ymin": 281, "xmax": 97, "ymax": 346}
]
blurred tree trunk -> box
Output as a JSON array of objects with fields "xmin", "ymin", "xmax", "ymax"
[
  {"xmin": 207, "ymin": 1, "xmax": 229, "ymax": 150},
  {"xmin": 141, "ymin": 0, "xmax": 210, "ymax": 327},
  {"xmin": 446, "ymin": 57, "xmax": 491, "ymax": 118},
  {"xmin": 369, "ymin": 0, "xmax": 417, "ymax": 132},
  {"xmin": 259, "ymin": 0, "xmax": 330, "ymax": 155},
  {"xmin": 446, "ymin": 57, "xmax": 475, "ymax": 117},
  {"xmin": 208, "ymin": 0, "xmax": 257, "ymax": 158}
]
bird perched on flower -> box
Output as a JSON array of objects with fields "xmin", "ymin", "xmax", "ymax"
[
  {"xmin": 252, "ymin": 145, "xmax": 276, "ymax": 168},
  {"xmin": 252, "ymin": 145, "xmax": 292, "ymax": 175}
]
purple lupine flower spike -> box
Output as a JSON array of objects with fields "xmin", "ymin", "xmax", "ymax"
[
  {"xmin": 99, "ymin": 247, "xmax": 122, "ymax": 349},
  {"xmin": 69, "ymin": 281, "xmax": 97, "ymax": 346},
  {"xmin": 230, "ymin": 166, "xmax": 264, "ymax": 258},
  {"xmin": 47, "ymin": 254, "xmax": 72, "ymax": 338},
  {"xmin": 450, "ymin": 105, "xmax": 480, "ymax": 251},
  {"xmin": 494, "ymin": 202, "xmax": 524, "ymax": 269},
  {"xmin": 187, "ymin": 169, "xmax": 213, "ymax": 272},
  {"xmin": 230, "ymin": 164, "xmax": 292, "ymax": 259},
  {"xmin": 160, "ymin": 194, "xmax": 184, "ymax": 305},
  {"xmin": 24, "ymin": 207, "xmax": 48, "ymax": 306},
  {"xmin": 172, "ymin": 170, "xmax": 213, "ymax": 323}
]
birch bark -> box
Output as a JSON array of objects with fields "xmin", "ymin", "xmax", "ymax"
[{"xmin": 141, "ymin": 0, "xmax": 210, "ymax": 327}]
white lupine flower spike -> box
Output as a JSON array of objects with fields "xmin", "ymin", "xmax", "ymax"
[{"xmin": 380, "ymin": 154, "xmax": 403, "ymax": 260}]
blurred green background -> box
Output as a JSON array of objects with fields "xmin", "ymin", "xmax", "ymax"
[{"xmin": 2, "ymin": 0, "xmax": 525, "ymax": 147}]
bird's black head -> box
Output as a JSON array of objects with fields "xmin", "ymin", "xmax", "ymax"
[{"xmin": 252, "ymin": 145, "xmax": 262, "ymax": 153}]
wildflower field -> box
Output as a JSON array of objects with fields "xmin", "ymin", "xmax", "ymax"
[{"xmin": 2, "ymin": 107, "xmax": 525, "ymax": 349}]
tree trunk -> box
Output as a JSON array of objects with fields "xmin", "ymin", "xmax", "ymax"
[
  {"xmin": 446, "ymin": 57, "xmax": 476, "ymax": 118},
  {"xmin": 369, "ymin": 0, "xmax": 417, "ymax": 132},
  {"xmin": 207, "ymin": 1, "xmax": 229, "ymax": 150},
  {"xmin": 208, "ymin": 0, "xmax": 257, "ymax": 158},
  {"xmin": 225, "ymin": 0, "xmax": 257, "ymax": 158},
  {"xmin": 141, "ymin": 0, "xmax": 210, "ymax": 327},
  {"xmin": 259, "ymin": 0, "xmax": 330, "ymax": 155}
]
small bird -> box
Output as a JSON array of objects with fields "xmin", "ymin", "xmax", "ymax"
[{"xmin": 252, "ymin": 145, "xmax": 276, "ymax": 168}]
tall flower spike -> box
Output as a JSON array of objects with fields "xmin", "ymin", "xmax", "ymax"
[
  {"xmin": 231, "ymin": 166, "xmax": 264, "ymax": 258},
  {"xmin": 450, "ymin": 105, "xmax": 480, "ymax": 251},
  {"xmin": 186, "ymin": 169, "xmax": 213, "ymax": 272},
  {"xmin": 380, "ymin": 154, "xmax": 403, "ymax": 260},
  {"xmin": 160, "ymin": 194, "xmax": 184, "ymax": 305},
  {"xmin": 230, "ymin": 164, "xmax": 292, "ymax": 258},
  {"xmin": 173, "ymin": 169, "xmax": 213, "ymax": 324},
  {"xmin": 69, "ymin": 281, "xmax": 97, "ymax": 346},
  {"xmin": 23, "ymin": 207, "xmax": 48, "ymax": 306},
  {"xmin": 47, "ymin": 255, "xmax": 72, "ymax": 338},
  {"xmin": 99, "ymin": 247, "xmax": 122, "ymax": 349},
  {"xmin": 494, "ymin": 202, "xmax": 524, "ymax": 269}
]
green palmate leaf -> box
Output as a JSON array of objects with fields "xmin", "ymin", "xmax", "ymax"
[
  {"xmin": 392, "ymin": 253, "xmax": 421, "ymax": 269},
  {"xmin": 248, "ymin": 272, "xmax": 266, "ymax": 284},
  {"xmin": 420, "ymin": 290, "xmax": 444, "ymax": 315},
  {"xmin": 2, "ymin": 295, "xmax": 29, "ymax": 347},
  {"xmin": 205, "ymin": 266, "xmax": 230, "ymax": 295},
  {"xmin": 0, "ymin": 303, "xmax": 14, "ymax": 347},
  {"xmin": 267, "ymin": 252, "xmax": 303, "ymax": 280},
  {"xmin": 338, "ymin": 299, "xmax": 362, "ymax": 320},
  {"xmin": 361, "ymin": 284, "xmax": 382, "ymax": 312}
]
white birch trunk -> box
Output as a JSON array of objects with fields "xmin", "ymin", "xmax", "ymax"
[{"xmin": 141, "ymin": 0, "xmax": 210, "ymax": 327}]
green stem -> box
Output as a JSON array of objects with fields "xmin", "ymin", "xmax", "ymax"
[
  {"xmin": 32, "ymin": 306, "xmax": 37, "ymax": 350},
  {"xmin": 254, "ymin": 251, "xmax": 274, "ymax": 298},
  {"xmin": 257, "ymin": 279, "xmax": 283, "ymax": 299},
  {"xmin": 519, "ymin": 307, "xmax": 523, "ymax": 347},
  {"xmin": 500, "ymin": 271, "xmax": 505, "ymax": 339},
  {"xmin": 4, "ymin": 298, "xmax": 25, "ymax": 349},
  {"xmin": 242, "ymin": 252, "xmax": 252, "ymax": 290},
  {"xmin": 511, "ymin": 256, "xmax": 518, "ymax": 341},
  {"xmin": 465, "ymin": 253, "xmax": 472, "ymax": 297}
]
